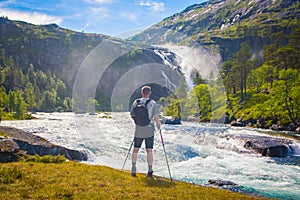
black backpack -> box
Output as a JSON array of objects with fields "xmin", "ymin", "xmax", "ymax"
[{"xmin": 133, "ymin": 99, "xmax": 152, "ymax": 127}]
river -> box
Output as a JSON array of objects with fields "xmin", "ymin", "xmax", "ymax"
[{"xmin": 2, "ymin": 112, "xmax": 300, "ymax": 199}]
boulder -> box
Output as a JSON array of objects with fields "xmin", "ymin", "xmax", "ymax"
[
  {"xmin": 242, "ymin": 136, "xmax": 292, "ymax": 157},
  {"xmin": 0, "ymin": 139, "xmax": 20, "ymax": 162},
  {"xmin": 261, "ymin": 145, "xmax": 289, "ymax": 157},
  {"xmin": 208, "ymin": 179, "xmax": 237, "ymax": 187},
  {"xmin": 222, "ymin": 134, "xmax": 295, "ymax": 157},
  {"xmin": 0, "ymin": 126, "xmax": 88, "ymax": 162},
  {"xmin": 207, "ymin": 179, "xmax": 262, "ymax": 197}
]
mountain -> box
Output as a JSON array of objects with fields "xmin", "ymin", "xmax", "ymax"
[
  {"xmin": 130, "ymin": 0, "xmax": 300, "ymax": 129},
  {"xmin": 130, "ymin": 0, "xmax": 300, "ymax": 61},
  {"xmin": 0, "ymin": 17, "xmax": 110, "ymax": 88},
  {"xmin": 0, "ymin": 17, "xmax": 182, "ymax": 113}
]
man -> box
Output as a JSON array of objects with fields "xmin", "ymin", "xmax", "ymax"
[{"xmin": 130, "ymin": 85, "xmax": 161, "ymax": 178}]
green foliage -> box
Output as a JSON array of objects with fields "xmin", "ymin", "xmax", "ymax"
[
  {"xmin": 194, "ymin": 84, "xmax": 211, "ymax": 121},
  {"xmin": 219, "ymin": 24, "xmax": 300, "ymax": 127},
  {"xmin": 0, "ymin": 52, "xmax": 74, "ymax": 117},
  {"xmin": 21, "ymin": 155, "xmax": 66, "ymax": 163}
]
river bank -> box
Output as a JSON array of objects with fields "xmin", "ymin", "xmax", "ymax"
[{"xmin": 0, "ymin": 161, "xmax": 269, "ymax": 200}]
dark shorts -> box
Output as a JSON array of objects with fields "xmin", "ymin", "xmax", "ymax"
[{"xmin": 134, "ymin": 136, "xmax": 154, "ymax": 149}]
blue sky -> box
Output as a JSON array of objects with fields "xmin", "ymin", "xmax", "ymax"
[{"xmin": 0, "ymin": 0, "xmax": 206, "ymax": 37}]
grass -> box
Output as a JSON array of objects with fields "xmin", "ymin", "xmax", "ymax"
[{"xmin": 0, "ymin": 161, "xmax": 268, "ymax": 200}]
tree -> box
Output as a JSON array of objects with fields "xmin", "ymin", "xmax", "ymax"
[
  {"xmin": 193, "ymin": 72, "xmax": 205, "ymax": 85},
  {"xmin": 268, "ymin": 46, "xmax": 300, "ymax": 77},
  {"xmin": 193, "ymin": 84, "xmax": 211, "ymax": 122},
  {"xmin": 250, "ymin": 64, "xmax": 275, "ymax": 91},
  {"xmin": 221, "ymin": 59, "xmax": 239, "ymax": 98},
  {"xmin": 25, "ymin": 82, "xmax": 36, "ymax": 112},
  {"xmin": 63, "ymin": 97, "xmax": 73, "ymax": 112},
  {"xmin": 234, "ymin": 42, "xmax": 251, "ymax": 100},
  {"xmin": 40, "ymin": 89, "xmax": 57, "ymax": 111},
  {"xmin": 87, "ymin": 98, "xmax": 99, "ymax": 114},
  {"xmin": 276, "ymin": 69, "xmax": 299, "ymax": 124},
  {"xmin": 14, "ymin": 90, "xmax": 27, "ymax": 119},
  {"xmin": 176, "ymin": 78, "xmax": 188, "ymax": 99},
  {"xmin": 8, "ymin": 90, "xmax": 15, "ymax": 112},
  {"xmin": 0, "ymin": 86, "xmax": 7, "ymax": 109}
]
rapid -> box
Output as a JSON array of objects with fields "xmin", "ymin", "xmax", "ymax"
[{"xmin": 2, "ymin": 112, "xmax": 300, "ymax": 199}]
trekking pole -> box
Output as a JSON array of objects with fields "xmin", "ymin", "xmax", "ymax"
[
  {"xmin": 121, "ymin": 138, "xmax": 134, "ymax": 171},
  {"xmin": 159, "ymin": 127, "xmax": 172, "ymax": 181}
]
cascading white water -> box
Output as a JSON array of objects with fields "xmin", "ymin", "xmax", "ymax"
[{"xmin": 2, "ymin": 112, "xmax": 300, "ymax": 199}]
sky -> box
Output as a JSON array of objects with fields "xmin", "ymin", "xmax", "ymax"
[{"xmin": 0, "ymin": 0, "xmax": 207, "ymax": 37}]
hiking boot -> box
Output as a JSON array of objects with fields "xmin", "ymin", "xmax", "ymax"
[
  {"xmin": 131, "ymin": 172, "xmax": 136, "ymax": 177},
  {"xmin": 146, "ymin": 171, "xmax": 154, "ymax": 179}
]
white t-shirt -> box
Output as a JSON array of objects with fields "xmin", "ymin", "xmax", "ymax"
[{"xmin": 130, "ymin": 98, "xmax": 160, "ymax": 138}]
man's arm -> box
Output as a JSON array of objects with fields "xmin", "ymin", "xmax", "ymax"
[
  {"xmin": 152, "ymin": 102, "xmax": 161, "ymax": 128},
  {"xmin": 154, "ymin": 114, "xmax": 161, "ymax": 128}
]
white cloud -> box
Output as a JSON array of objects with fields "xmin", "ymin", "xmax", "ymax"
[
  {"xmin": 0, "ymin": 8, "xmax": 63, "ymax": 25},
  {"xmin": 84, "ymin": 7, "xmax": 109, "ymax": 27},
  {"xmin": 139, "ymin": 1, "xmax": 165, "ymax": 12},
  {"xmin": 89, "ymin": 7, "xmax": 109, "ymax": 20},
  {"xmin": 120, "ymin": 13, "xmax": 138, "ymax": 21}
]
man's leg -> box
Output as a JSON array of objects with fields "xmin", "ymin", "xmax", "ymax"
[
  {"xmin": 145, "ymin": 136, "xmax": 154, "ymax": 178},
  {"xmin": 146, "ymin": 148, "xmax": 153, "ymax": 173},
  {"xmin": 131, "ymin": 147, "xmax": 139, "ymax": 177},
  {"xmin": 132, "ymin": 137, "xmax": 143, "ymax": 177}
]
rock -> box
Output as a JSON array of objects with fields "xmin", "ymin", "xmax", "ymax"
[
  {"xmin": 0, "ymin": 139, "xmax": 20, "ymax": 162},
  {"xmin": 0, "ymin": 138, "xmax": 19, "ymax": 153},
  {"xmin": 223, "ymin": 134, "xmax": 295, "ymax": 157},
  {"xmin": 243, "ymin": 137, "xmax": 292, "ymax": 157},
  {"xmin": 208, "ymin": 179, "xmax": 237, "ymax": 187},
  {"xmin": 0, "ymin": 126, "xmax": 88, "ymax": 162},
  {"xmin": 231, "ymin": 121, "xmax": 245, "ymax": 127},
  {"xmin": 207, "ymin": 179, "xmax": 262, "ymax": 197},
  {"xmin": 296, "ymin": 127, "xmax": 300, "ymax": 133},
  {"xmin": 261, "ymin": 145, "xmax": 289, "ymax": 157}
]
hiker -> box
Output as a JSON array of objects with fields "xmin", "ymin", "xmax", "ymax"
[{"xmin": 130, "ymin": 85, "xmax": 161, "ymax": 178}]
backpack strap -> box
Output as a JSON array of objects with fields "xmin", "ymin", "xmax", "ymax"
[{"xmin": 145, "ymin": 99, "xmax": 152, "ymax": 106}]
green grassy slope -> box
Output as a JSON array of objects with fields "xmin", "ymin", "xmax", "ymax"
[{"xmin": 0, "ymin": 162, "xmax": 269, "ymax": 200}]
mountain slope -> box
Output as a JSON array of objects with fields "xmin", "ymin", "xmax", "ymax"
[
  {"xmin": 130, "ymin": 0, "xmax": 300, "ymax": 61},
  {"xmin": 0, "ymin": 17, "xmax": 110, "ymax": 87}
]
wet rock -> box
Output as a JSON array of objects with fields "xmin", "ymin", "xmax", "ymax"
[
  {"xmin": 0, "ymin": 126, "xmax": 88, "ymax": 162},
  {"xmin": 207, "ymin": 179, "xmax": 262, "ymax": 197},
  {"xmin": 223, "ymin": 134, "xmax": 295, "ymax": 157},
  {"xmin": 261, "ymin": 145, "xmax": 289, "ymax": 157},
  {"xmin": 208, "ymin": 179, "xmax": 237, "ymax": 187},
  {"xmin": 0, "ymin": 139, "xmax": 20, "ymax": 162},
  {"xmin": 242, "ymin": 136, "xmax": 292, "ymax": 157}
]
